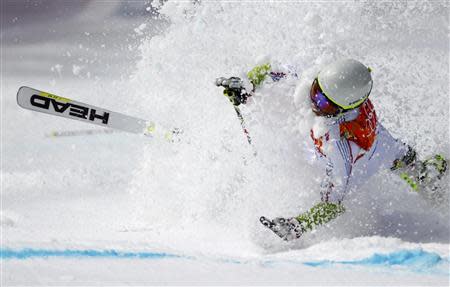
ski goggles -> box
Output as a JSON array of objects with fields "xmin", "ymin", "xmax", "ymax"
[{"xmin": 310, "ymin": 79, "xmax": 342, "ymax": 117}]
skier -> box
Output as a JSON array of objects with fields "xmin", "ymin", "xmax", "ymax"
[{"xmin": 216, "ymin": 59, "xmax": 447, "ymax": 241}]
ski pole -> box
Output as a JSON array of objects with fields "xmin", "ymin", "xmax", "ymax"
[
  {"xmin": 234, "ymin": 105, "xmax": 257, "ymax": 157},
  {"xmin": 215, "ymin": 77, "xmax": 257, "ymax": 155},
  {"xmin": 233, "ymin": 106, "xmax": 252, "ymax": 145}
]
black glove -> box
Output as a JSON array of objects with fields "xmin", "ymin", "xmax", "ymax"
[
  {"xmin": 215, "ymin": 77, "xmax": 250, "ymax": 106},
  {"xmin": 260, "ymin": 216, "xmax": 304, "ymax": 241}
]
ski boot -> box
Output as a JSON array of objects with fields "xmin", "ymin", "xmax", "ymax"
[{"xmin": 259, "ymin": 216, "xmax": 304, "ymax": 241}]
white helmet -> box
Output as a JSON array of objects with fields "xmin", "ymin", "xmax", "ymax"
[{"xmin": 317, "ymin": 59, "xmax": 373, "ymax": 110}]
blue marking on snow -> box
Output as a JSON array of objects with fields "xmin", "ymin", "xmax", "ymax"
[
  {"xmin": 303, "ymin": 249, "xmax": 449, "ymax": 275},
  {"xmin": 1, "ymin": 247, "xmax": 448, "ymax": 275},
  {"xmin": 1, "ymin": 248, "xmax": 183, "ymax": 260}
]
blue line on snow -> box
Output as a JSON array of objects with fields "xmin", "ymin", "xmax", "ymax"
[
  {"xmin": 0, "ymin": 248, "xmax": 182, "ymax": 260},
  {"xmin": 303, "ymin": 249, "xmax": 449, "ymax": 275},
  {"xmin": 1, "ymin": 247, "xmax": 448, "ymax": 275}
]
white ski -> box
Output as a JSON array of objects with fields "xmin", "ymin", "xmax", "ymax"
[{"xmin": 17, "ymin": 86, "xmax": 180, "ymax": 141}]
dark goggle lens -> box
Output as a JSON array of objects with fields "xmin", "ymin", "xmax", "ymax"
[{"xmin": 310, "ymin": 80, "xmax": 340, "ymax": 116}]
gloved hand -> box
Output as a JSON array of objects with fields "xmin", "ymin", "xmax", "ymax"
[
  {"xmin": 215, "ymin": 77, "xmax": 250, "ymax": 106},
  {"xmin": 260, "ymin": 202, "xmax": 345, "ymax": 241},
  {"xmin": 260, "ymin": 216, "xmax": 304, "ymax": 241}
]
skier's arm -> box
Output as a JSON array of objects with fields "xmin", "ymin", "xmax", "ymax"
[
  {"xmin": 216, "ymin": 63, "xmax": 272, "ymax": 106},
  {"xmin": 260, "ymin": 200, "xmax": 345, "ymax": 241},
  {"xmin": 294, "ymin": 144, "xmax": 350, "ymax": 233},
  {"xmin": 295, "ymin": 202, "xmax": 345, "ymax": 233},
  {"xmin": 247, "ymin": 63, "xmax": 295, "ymax": 90},
  {"xmin": 247, "ymin": 63, "xmax": 272, "ymax": 90},
  {"xmin": 216, "ymin": 62, "xmax": 294, "ymax": 106}
]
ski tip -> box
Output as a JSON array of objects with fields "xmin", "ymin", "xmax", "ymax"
[
  {"xmin": 16, "ymin": 86, "xmax": 32, "ymax": 108},
  {"xmin": 17, "ymin": 86, "xmax": 32, "ymax": 93}
]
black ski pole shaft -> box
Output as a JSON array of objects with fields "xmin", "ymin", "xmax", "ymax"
[
  {"xmin": 233, "ymin": 106, "xmax": 251, "ymax": 145},
  {"xmin": 233, "ymin": 106, "xmax": 257, "ymax": 156}
]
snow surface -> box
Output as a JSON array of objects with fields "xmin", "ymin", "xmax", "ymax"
[{"xmin": 1, "ymin": 1, "xmax": 449, "ymax": 285}]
